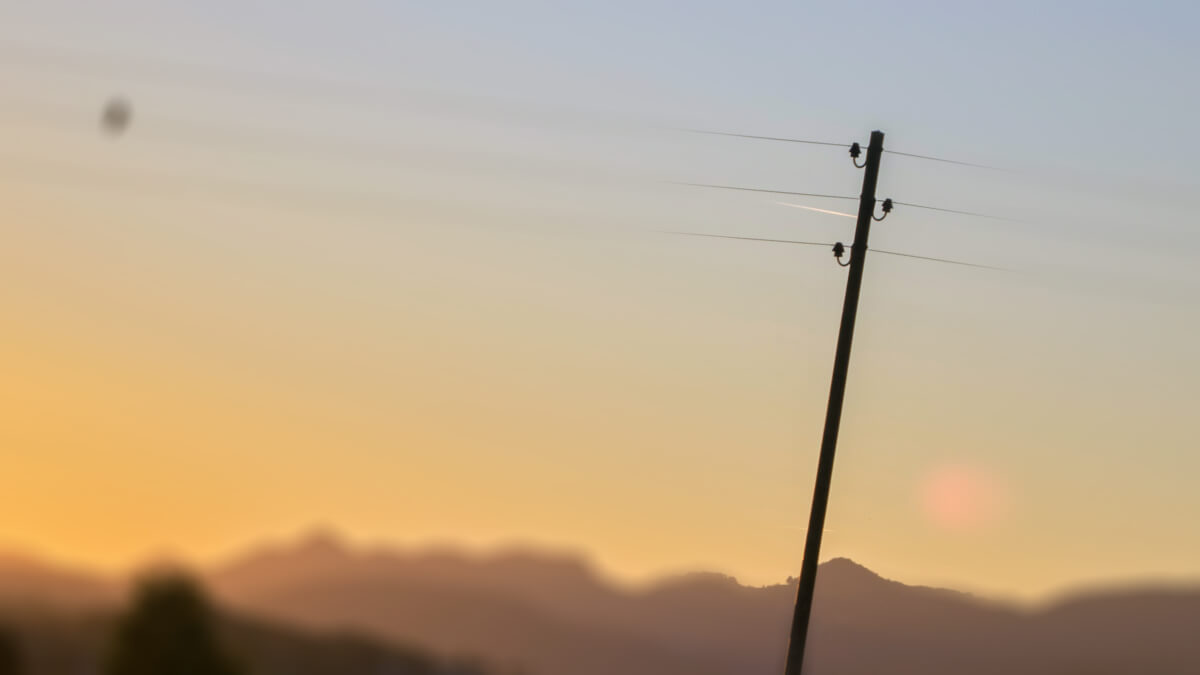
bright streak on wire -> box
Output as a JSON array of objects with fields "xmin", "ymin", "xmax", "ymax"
[{"xmin": 775, "ymin": 201, "xmax": 856, "ymax": 219}]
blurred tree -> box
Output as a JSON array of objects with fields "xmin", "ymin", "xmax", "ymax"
[
  {"xmin": 0, "ymin": 627, "xmax": 20, "ymax": 675},
  {"xmin": 106, "ymin": 575, "xmax": 242, "ymax": 675}
]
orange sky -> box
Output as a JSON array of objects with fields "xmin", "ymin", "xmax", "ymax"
[{"xmin": 2, "ymin": 2, "xmax": 1199, "ymax": 601}]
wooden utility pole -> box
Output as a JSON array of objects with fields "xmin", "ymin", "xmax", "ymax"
[{"xmin": 783, "ymin": 130, "xmax": 885, "ymax": 675}]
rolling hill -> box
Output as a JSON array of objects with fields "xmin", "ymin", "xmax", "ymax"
[
  {"xmin": 3, "ymin": 535, "xmax": 1200, "ymax": 674},
  {"xmin": 205, "ymin": 534, "xmax": 1200, "ymax": 675}
]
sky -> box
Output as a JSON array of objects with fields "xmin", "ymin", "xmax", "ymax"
[{"xmin": 1, "ymin": 0, "xmax": 1199, "ymax": 601}]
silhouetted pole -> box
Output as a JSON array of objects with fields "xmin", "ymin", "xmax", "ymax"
[{"xmin": 783, "ymin": 130, "xmax": 885, "ymax": 675}]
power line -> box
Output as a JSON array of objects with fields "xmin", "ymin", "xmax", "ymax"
[
  {"xmin": 671, "ymin": 125, "xmax": 1008, "ymax": 170},
  {"xmin": 662, "ymin": 231, "xmax": 1001, "ymax": 271},
  {"xmin": 4, "ymin": 98, "xmax": 1023, "ymax": 226},
  {"xmin": 4, "ymin": 112, "xmax": 1022, "ymax": 228},
  {"xmin": 670, "ymin": 128, "xmax": 852, "ymax": 148},
  {"xmin": 882, "ymin": 149, "xmax": 1007, "ymax": 171},
  {"xmin": 0, "ymin": 153, "xmax": 447, "ymax": 220},
  {"xmin": 871, "ymin": 248, "xmax": 1006, "ymax": 271},
  {"xmin": 0, "ymin": 96, "xmax": 630, "ymax": 185},
  {"xmin": 891, "ymin": 200, "xmax": 1022, "ymax": 222},
  {"xmin": 2, "ymin": 156, "xmax": 1004, "ymax": 272},
  {"xmin": 3, "ymin": 43, "xmax": 1027, "ymax": 244},
  {"xmin": 2, "ymin": 98, "xmax": 402, "ymax": 161},
  {"xmin": 675, "ymin": 182, "xmax": 1017, "ymax": 223},
  {"xmin": 672, "ymin": 182, "xmax": 860, "ymax": 202},
  {"xmin": 5, "ymin": 41, "xmax": 1021, "ymax": 183},
  {"xmin": 659, "ymin": 231, "xmax": 834, "ymax": 248},
  {"xmin": 0, "ymin": 40, "xmax": 626, "ymax": 131},
  {"xmin": 0, "ymin": 152, "xmax": 1004, "ymax": 273},
  {"xmin": 0, "ymin": 40, "xmax": 409, "ymax": 101}
]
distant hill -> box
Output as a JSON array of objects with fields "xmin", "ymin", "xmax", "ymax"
[
  {"xmin": 2, "ymin": 534, "xmax": 1200, "ymax": 674},
  {"xmin": 202, "ymin": 533, "xmax": 1200, "ymax": 675},
  {"xmin": 0, "ymin": 598, "xmax": 481, "ymax": 675},
  {"xmin": 0, "ymin": 553, "xmax": 116, "ymax": 610}
]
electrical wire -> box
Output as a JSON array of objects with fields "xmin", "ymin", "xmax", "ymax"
[
  {"xmin": 0, "ymin": 40, "xmax": 621, "ymax": 130},
  {"xmin": 662, "ymin": 231, "xmax": 1003, "ymax": 271},
  {"xmin": 6, "ymin": 42, "xmax": 1022, "ymax": 182},
  {"xmin": 7, "ymin": 101, "xmax": 1024, "ymax": 227},
  {"xmin": 3, "ymin": 42, "xmax": 1029, "ymax": 229},
  {"xmin": 882, "ymin": 149, "xmax": 1008, "ymax": 171},
  {"xmin": 678, "ymin": 183, "xmax": 1019, "ymax": 223},
  {"xmin": 668, "ymin": 123, "xmax": 1008, "ymax": 171},
  {"xmin": 0, "ymin": 97, "xmax": 632, "ymax": 186},
  {"xmin": 671, "ymin": 125, "xmax": 1006, "ymax": 171},
  {"xmin": 672, "ymin": 182, "xmax": 860, "ymax": 202},
  {"xmin": 659, "ymin": 231, "xmax": 834, "ymax": 248},
  {"xmin": 891, "ymin": 200, "xmax": 1022, "ymax": 222},
  {"xmin": 670, "ymin": 128, "xmax": 852, "ymax": 148},
  {"xmin": 0, "ymin": 149, "xmax": 1011, "ymax": 273},
  {"xmin": 0, "ymin": 40, "xmax": 406, "ymax": 101},
  {"xmin": 669, "ymin": 125, "xmax": 1010, "ymax": 172},
  {"xmin": 0, "ymin": 153, "xmax": 450, "ymax": 221},
  {"xmin": 871, "ymin": 248, "xmax": 1007, "ymax": 271},
  {"xmin": 2, "ymin": 98, "xmax": 410, "ymax": 162}
]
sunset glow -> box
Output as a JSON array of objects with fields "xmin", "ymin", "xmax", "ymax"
[{"xmin": 1, "ymin": 1, "xmax": 1198, "ymax": 605}]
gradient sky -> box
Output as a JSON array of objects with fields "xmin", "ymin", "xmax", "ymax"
[{"xmin": 2, "ymin": 1, "xmax": 1199, "ymax": 600}]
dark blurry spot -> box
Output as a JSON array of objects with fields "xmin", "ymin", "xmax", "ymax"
[
  {"xmin": 107, "ymin": 575, "xmax": 241, "ymax": 675},
  {"xmin": 0, "ymin": 627, "xmax": 20, "ymax": 675},
  {"xmin": 101, "ymin": 98, "xmax": 133, "ymax": 136}
]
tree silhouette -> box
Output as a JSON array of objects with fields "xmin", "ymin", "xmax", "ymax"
[
  {"xmin": 0, "ymin": 627, "xmax": 20, "ymax": 675},
  {"xmin": 106, "ymin": 575, "xmax": 242, "ymax": 675}
]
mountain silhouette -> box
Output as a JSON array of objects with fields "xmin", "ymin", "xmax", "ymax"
[
  {"xmin": 203, "ymin": 536, "xmax": 1200, "ymax": 675},
  {"xmin": 0, "ymin": 601, "xmax": 480, "ymax": 675},
  {"xmin": 2, "ymin": 536, "xmax": 1199, "ymax": 674},
  {"xmin": 0, "ymin": 553, "xmax": 116, "ymax": 610}
]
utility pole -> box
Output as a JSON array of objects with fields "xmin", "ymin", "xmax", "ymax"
[{"xmin": 783, "ymin": 130, "xmax": 885, "ymax": 675}]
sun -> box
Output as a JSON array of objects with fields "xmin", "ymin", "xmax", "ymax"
[{"xmin": 919, "ymin": 464, "xmax": 1008, "ymax": 531}]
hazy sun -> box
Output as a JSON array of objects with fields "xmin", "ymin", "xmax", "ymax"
[{"xmin": 919, "ymin": 464, "xmax": 1008, "ymax": 531}]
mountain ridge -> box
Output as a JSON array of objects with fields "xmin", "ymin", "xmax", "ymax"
[
  {"xmin": 3, "ymin": 536, "xmax": 1199, "ymax": 674},
  {"xmin": 200, "ymin": 537, "xmax": 1200, "ymax": 675}
]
